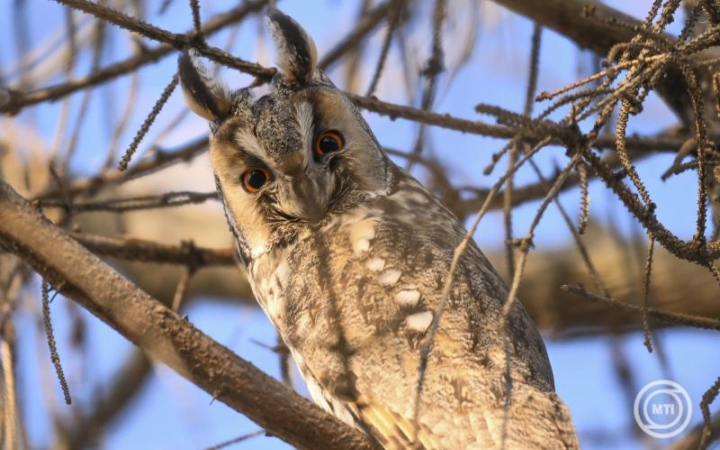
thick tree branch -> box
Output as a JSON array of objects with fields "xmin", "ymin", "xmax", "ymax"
[{"xmin": 0, "ymin": 181, "xmax": 375, "ymax": 450}]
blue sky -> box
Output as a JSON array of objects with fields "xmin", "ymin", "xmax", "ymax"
[{"xmin": 3, "ymin": 1, "xmax": 720, "ymax": 449}]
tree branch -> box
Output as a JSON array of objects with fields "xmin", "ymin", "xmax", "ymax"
[
  {"xmin": 71, "ymin": 232, "xmax": 234, "ymax": 267},
  {"xmin": 0, "ymin": 181, "xmax": 375, "ymax": 450}
]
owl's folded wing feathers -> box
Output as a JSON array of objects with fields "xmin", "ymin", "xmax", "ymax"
[{"xmin": 349, "ymin": 399, "xmax": 442, "ymax": 450}]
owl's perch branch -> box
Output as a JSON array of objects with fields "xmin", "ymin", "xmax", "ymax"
[{"xmin": 0, "ymin": 181, "xmax": 376, "ymax": 450}]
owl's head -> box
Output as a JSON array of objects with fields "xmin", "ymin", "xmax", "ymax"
[{"xmin": 179, "ymin": 10, "xmax": 391, "ymax": 259}]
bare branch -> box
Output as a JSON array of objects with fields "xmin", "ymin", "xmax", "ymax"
[
  {"xmin": 0, "ymin": 181, "xmax": 375, "ymax": 450},
  {"xmin": 491, "ymin": 0, "xmax": 693, "ymax": 124},
  {"xmin": 1, "ymin": 0, "xmax": 270, "ymax": 115}
]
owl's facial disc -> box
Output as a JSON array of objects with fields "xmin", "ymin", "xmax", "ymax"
[
  {"xmin": 180, "ymin": 6, "xmax": 390, "ymax": 240},
  {"xmin": 220, "ymin": 96, "xmax": 342, "ymax": 224}
]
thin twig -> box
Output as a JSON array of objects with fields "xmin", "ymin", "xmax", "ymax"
[
  {"xmin": 71, "ymin": 232, "xmax": 234, "ymax": 267},
  {"xmin": 118, "ymin": 74, "xmax": 179, "ymax": 171},
  {"xmin": 40, "ymin": 191, "xmax": 218, "ymax": 214},
  {"xmin": 171, "ymin": 267, "xmax": 191, "ymax": 312},
  {"xmin": 202, "ymin": 429, "xmax": 265, "ymax": 450},
  {"xmin": 700, "ymin": 376, "xmax": 720, "ymax": 449},
  {"xmin": 41, "ymin": 281, "xmax": 72, "ymax": 405},
  {"xmin": 642, "ymin": 233, "xmax": 655, "ymax": 352}
]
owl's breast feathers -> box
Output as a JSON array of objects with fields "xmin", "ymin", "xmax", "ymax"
[{"xmin": 247, "ymin": 168, "xmax": 578, "ymax": 449}]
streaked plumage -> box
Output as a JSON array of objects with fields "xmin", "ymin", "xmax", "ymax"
[{"xmin": 179, "ymin": 9, "xmax": 578, "ymax": 449}]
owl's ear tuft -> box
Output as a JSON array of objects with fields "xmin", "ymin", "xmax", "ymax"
[
  {"xmin": 178, "ymin": 48, "xmax": 231, "ymax": 121},
  {"xmin": 267, "ymin": 9, "xmax": 318, "ymax": 85}
]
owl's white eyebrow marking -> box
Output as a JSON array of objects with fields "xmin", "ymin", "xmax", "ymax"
[
  {"xmin": 395, "ymin": 289, "xmax": 421, "ymax": 306},
  {"xmin": 234, "ymin": 129, "xmax": 267, "ymax": 161},
  {"xmin": 295, "ymin": 101, "xmax": 315, "ymax": 160},
  {"xmin": 406, "ymin": 311, "xmax": 433, "ymax": 333},
  {"xmin": 366, "ymin": 257, "xmax": 386, "ymax": 272},
  {"xmin": 378, "ymin": 269, "xmax": 401, "ymax": 286},
  {"xmin": 350, "ymin": 219, "xmax": 377, "ymax": 255}
]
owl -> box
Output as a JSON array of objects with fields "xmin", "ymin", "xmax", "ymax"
[{"xmin": 178, "ymin": 9, "xmax": 578, "ymax": 450}]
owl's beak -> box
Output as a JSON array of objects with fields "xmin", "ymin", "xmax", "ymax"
[{"xmin": 291, "ymin": 176, "xmax": 326, "ymax": 222}]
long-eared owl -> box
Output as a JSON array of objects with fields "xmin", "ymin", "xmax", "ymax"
[{"xmin": 178, "ymin": 9, "xmax": 578, "ymax": 449}]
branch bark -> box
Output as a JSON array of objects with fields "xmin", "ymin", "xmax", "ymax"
[{"xmin": 0, "ymin": 181, "xmax": 375, "ymax": 450}]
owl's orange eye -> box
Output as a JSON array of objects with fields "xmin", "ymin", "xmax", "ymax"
[
  {"xmin": 241, "ymin": 168, "xmax": 272, "ymax": 193},
  {"xmin": 315, "ymin": 130, "xmax": 344, "ymax": 157}
]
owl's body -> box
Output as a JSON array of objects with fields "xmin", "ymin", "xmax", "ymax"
[
  {"xmin": 179, "ymin": 10, "xmax": 578, "ymax": 449},
  {"xmin": 248, "ymin": 168, "xmax": 575, "ymax": 449}
]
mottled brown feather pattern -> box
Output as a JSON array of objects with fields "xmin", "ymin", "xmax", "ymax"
[
  {"xmin": 178, "ymin": 9, "xmax": 579, "ymax": 450},
  {"xmin": 247, "ymin": 169, "xmax": 575, "ymax": 448}
]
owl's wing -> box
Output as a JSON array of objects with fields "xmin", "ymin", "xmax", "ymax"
[
  {"xmin": 353, "ymin": 391, "xmax": 579, "ymax": 450},
  {"xmin": 348, "ymin": 390, "xmax": 578, "ymax": 450},
  {"xmin": 347, "ymin": 398, "xmax": 442, "ymax": 450}
]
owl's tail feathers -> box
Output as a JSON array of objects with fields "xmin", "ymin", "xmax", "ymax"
[
  {"xmin": 346, "ymin": 391, "xmax": 579, "ymax": 450},
  {"xmin": 348, "ymin": 397, "xmax": 441, "ymax": 450}
]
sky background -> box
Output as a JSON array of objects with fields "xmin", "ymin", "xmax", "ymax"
[{"xmin": 2, "ymin": 0, "xmax": 720, "ymax": 449}]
